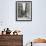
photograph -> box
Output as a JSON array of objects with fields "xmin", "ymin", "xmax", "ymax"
[{"xmin": 16, "ymin": 1, "xmax": 32, "ymax": 21}]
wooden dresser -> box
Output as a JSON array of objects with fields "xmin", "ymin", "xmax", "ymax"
[{"xmin": 0, "ymin": 35, "xmax": 23, "ymax": 46}]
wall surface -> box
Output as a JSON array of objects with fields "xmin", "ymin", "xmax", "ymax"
[
  {"xmin": 32, "ymin": 0, "xmax": 46, "ymax": 39},
  {"xmin": 0, "ymin": 0, "xmax": 46, "ymax": 46}
]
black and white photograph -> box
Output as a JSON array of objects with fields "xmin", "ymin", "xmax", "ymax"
[{"xmin": 16, "ymin": 1, "xmax": 32, "ymax": 21}]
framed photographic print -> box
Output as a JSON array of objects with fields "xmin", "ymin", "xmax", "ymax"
[{"xmin": 16, "ymin": 1, "xmax": 32, "ymax": 21}]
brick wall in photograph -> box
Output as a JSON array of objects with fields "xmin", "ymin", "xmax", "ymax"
[{"xmin": 0, "ymin": 35, "xmax": 23, "ymax": 46}]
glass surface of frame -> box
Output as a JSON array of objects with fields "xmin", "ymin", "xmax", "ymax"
[{"xmin": 32, "ymin": 43, "xmax": 46, "ymax": 46}]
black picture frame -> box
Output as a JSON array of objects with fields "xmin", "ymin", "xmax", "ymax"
[
  {"xmin": 16, "ymin": 1, "xmax": 32, "ymax": 21},
  {"xmin": 31, "ymin": 42, "xmax": 32, "ymax": 46}
]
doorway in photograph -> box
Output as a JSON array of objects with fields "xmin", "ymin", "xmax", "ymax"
[{"xmin": 16, "ymin": 1, "xmax": 32, "ymax": 21}]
